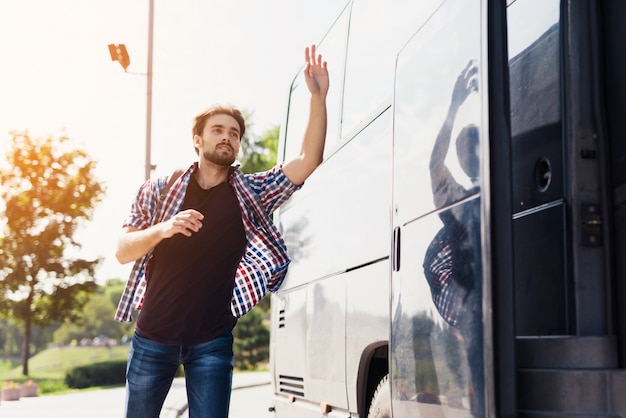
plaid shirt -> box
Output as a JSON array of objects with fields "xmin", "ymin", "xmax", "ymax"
[{"xmin": 114, "ymin": 163, "xmax": 299, "ymax": 322}]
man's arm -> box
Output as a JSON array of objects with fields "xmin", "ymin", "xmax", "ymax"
[
  {"xmin": 283, "ymin": 44, "xmax": 329, "ymax": 186},
  {"xmin": 115, "ymin": 209, "xmax": 204, "ymax": 264}
]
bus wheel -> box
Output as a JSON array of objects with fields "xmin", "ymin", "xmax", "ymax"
[{"xmin": 367, "ymin": 374, "xmax": 391, "ymax": 418}]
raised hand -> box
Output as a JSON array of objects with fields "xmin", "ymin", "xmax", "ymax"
[{"xmin": 303, "ymin": 44, "xmax": 329, "ymax": 97}]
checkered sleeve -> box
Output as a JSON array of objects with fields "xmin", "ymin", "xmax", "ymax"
[
  {"xmin": 243, "ymin": 164, "xmax": 301, "ymax": 215},
  {"xmin": 122, "ymin": 178, "xmax": 163, "ymax": 230},
  {"xmin": 114, "ymin": 175, "xmax": 175, "ymax": 322}
]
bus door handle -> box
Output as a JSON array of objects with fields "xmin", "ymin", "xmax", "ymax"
[{"xmin": 393, "ymin": 226, "xmax": 401, "ymax": 271}]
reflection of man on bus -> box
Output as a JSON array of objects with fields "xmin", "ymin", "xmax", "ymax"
[
  {"xmin": 429, "ymin": 61, "xmax": 479, "ymax": 206},
  {"xmin": 114, "ymin": 45, "xmax": 329, "ymax": 418},
  {"xmin": 424, "ymin": 60, "xmax": 484, "ymax": 416}
]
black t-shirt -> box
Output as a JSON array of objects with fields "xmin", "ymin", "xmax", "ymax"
[{"xmin": 137, "ymin": 175, "xmax": 246, "ymax": 345}]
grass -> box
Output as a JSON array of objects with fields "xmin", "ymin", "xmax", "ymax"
[
  {"xmin": 1, "ymin": 345, "xmax": 130, "ymax": 394},
  {"xmin": 1, "ymin": 344, "xmax": 266, "ymax": 395},
  {"xmin": 0, "ymin": 358, "xmax": 19, "ymax": 375},
  {"xmin": 1, "ymin": 345, "xmax": 130, "ymax": 380}
]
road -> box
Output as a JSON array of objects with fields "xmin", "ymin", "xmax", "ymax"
[
  {"xmin": 181, "ymin": 382, "xmax": 274, "ymax": 418},
  {"xmin": 177, "ymin": 377, "xmax": 274, "ymax": 418},
  {"xmin": 0, "ymin": 371, "xmax": 273, "ymax": 418}
]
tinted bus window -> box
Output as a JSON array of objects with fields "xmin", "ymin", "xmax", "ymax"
[
  {"xmin": 507, "ymin": 0, "xmax": 566, "ymax": 336},
  {"xmin": 507, "ymin": 0, "xmax": 560, "ymax": 138},
  {"xmin": 280, "ymin": 5, "xmax": 349, "ymax": 162}
]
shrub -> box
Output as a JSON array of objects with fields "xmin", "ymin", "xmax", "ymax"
[
  {"xmin": 37, "ymin": 379, "xmax": 69, "ymax": 394},
  {"xmin": 65, "ymin": 360, "xmax": 126, "ymax": 389}
]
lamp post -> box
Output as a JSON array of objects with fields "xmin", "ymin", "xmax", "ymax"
[
  {"xmin": 108, "ymin": 0, "xmax": 155, "ymax": 181},
  {"xmin": 145, "ymin": 0, "xmax": 154, "ymax": 181}
]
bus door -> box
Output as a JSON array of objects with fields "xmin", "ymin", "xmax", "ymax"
[{"xmin": 390, "ymin": 0, "xmax": 487, "ymax": 416}]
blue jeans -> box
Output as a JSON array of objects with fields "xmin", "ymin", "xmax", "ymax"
[{"xmin": 125, "ymin": 330, "xmax": 234, "ymax": 418}]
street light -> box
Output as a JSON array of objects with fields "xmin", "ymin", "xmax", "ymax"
[
  {"xmin": 108, "ymin": 44, "xmax": 130, "ymax": 71},
  {"xmin": 107, "ymin": 0, "xmax": 155, "ymax": 181}
]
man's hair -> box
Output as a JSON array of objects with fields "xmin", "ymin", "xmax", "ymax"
[
  {"xmin": 456, "ymin": 124, "xmax": 480, "ymax": 178},
  {"xmin": 192, "ymin": 105, "xmax": 246, "ymax": 140}
]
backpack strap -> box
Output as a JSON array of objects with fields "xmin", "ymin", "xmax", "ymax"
[{"xmin": 159, "ymin": 168, "xmax": 186, "ymax": 204}]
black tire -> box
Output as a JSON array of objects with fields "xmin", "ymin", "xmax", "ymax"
[{"xmin": 367, "ymin": 374, "xmax": 391, "ymax": 418}]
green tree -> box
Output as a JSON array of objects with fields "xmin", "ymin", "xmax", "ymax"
[
  {"xmin": 239, "ymin": 124, "xmax": 279, "ymax": 174},
  {"xmin": 52, "ymin": 292, "xmax": 122, "ymax": 345},
  {"xmin": 103, "ymin": 279, "xmax": 135, "ymax": 340},
  {"xmin": 233, "ymin": 308, "xmax": 270, "ymax": 370},
  {"xmin": 0, "ymin": 132, "xmax": 105, "ymax": 375},
  {"xmin": 0, "ymin": 318, "xmax": 21, "ymax": 356}
]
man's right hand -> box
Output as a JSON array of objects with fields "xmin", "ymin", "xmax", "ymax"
[
  {"xmin": 160, "ymin": 209, "xmax": 204, "ymax": 238},
  {"xmin": 116, "ymin": 209, "xmax": 204, "ymax": 264}
]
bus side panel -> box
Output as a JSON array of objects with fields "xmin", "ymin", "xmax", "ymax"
[
  {"xmin": 271, "ymin": 288, "xmax": 308, "ymax": 396},
  {"xmin": 276, "ymin": 109, "xmax": 392, "ymax": 290},
  {"xmin": 392, "ymin": 0, "xmax": 485, "ymax": 415},
  {"xmin": 272, "ymin": 104, "xmax": 393, "ymax": 415},
  {"xmin": 272, "ymin": 261, "xmax": 389, "ymax": 418},
  {"xmin": 306, "ymin": 276, "xmax": 347, "ymax": 407},
  {"xmin": 345, "ymin": 261, "xmax": 391, "ymax": 413}
]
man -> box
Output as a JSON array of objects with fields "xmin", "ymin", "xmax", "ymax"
[{"xmin": 114, "ymin": 45, "xmax": 328, "ymax": 418}]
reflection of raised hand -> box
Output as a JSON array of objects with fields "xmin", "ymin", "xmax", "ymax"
[
  {"xmin": 451, "ymin": 60, "xmax": 478, "ymax": 111},
  {"xmin": 430, "ymin": 60, "xmax": 478, "ymax": 207}
]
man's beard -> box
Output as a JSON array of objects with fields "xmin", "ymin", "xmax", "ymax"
[{"xmin": 203, "ymin": 146, "xmax": 236, "ymax": 167}]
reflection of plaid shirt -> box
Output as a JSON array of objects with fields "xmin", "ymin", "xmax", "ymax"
[
  {"xmin": 423, "ymin": 218, "xmax": 470, "ymax": 328},
  {"xmin": 114, "ymin": 163, "xmax": 299, "ymax": 322}
]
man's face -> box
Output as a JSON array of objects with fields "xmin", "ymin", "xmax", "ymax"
[{"xmin": 194, "ymin": 114, "xmax": 241, "ymax": 167}]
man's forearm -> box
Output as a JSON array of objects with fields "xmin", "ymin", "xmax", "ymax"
[
  {"xmin": 115, "ymin": 225, "xmax": 165, "ymax": 265},
  {"xmin": 301, "ymin": 95, "xmax": 327, "ymax": 166},
  {"xmin": 283, "ymin": 95, "xmax": 327, "ymax": 185}
]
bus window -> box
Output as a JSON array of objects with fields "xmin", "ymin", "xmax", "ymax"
[
  {"xmin": 280, "ymin": 5, "xmax": 349, "ymax": 163},
  {"xmin": 508, "ymin": 0, "xmax": 560, "ymax": 138},
  {"xmin": 507, "ymin": 0, "xmax": 567, "ymax": 336},
  {"xmin": 341, "ymin": 0, "xmax": 442, "ymax": 141}
]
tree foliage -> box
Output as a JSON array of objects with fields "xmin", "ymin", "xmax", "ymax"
[
  {"xmin": 0, "ymin": 318, "xmax": 56, "ymax": 357},
  {"xmin": 52, "ymin": 292, "xmax": 126, "ymax": 345},
  {"xmin": 240, "ymin": 124, "xmax": 279, "ymax": 174},
  {"xmin": 0, "ymin": 132, "xmax": 105, "ymax": 375},
  {"xmin": 233, "ymin": 308, "xmax": 270, "ymax": 370}
]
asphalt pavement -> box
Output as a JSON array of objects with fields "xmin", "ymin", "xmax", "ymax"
[{"xmin": 0, "ymin": 371, "xmax": 271, "ymax": 418}]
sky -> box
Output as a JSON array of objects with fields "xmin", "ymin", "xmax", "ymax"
[{"xmin": 0, "ymin": 0, "xmax": 347, "ymax": 283}]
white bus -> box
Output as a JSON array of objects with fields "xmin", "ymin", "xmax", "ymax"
[{"xmin": 269, "ymin": 0, "xmax": 626, "ymax": 416}]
